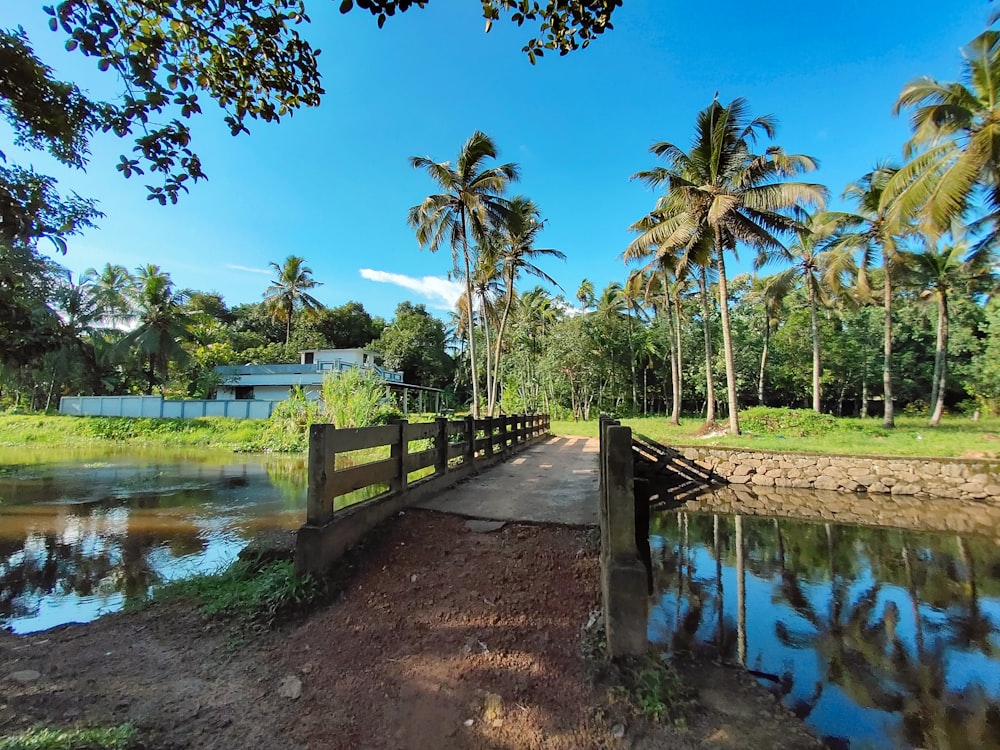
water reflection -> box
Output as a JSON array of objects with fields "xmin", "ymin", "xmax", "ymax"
[
  {"xmin": 650, "ymin": 508, "xmax": 1000, "ymax": 749},
  {"xmin": 0, "ymin": 448, "xmax": 308, "ymax": 634}
]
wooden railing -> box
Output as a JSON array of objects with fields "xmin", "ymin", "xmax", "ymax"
[{"xmin": 296, "ymin": 414, "xmax": 551, "ymax": 573}]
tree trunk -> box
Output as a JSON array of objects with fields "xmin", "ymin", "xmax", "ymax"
[
  {"xmin": 491, "ymin": 274, "xmax": 515, "ymax": 417},
  {"xmin": 643, "ymin": 367, "xmax": 648, "ymax": 415},
  {"xmin": 700, "ymin": 268, "xmax": 716, "ymax": 423},
  {"xmin": 627, "ymin": 307, "xmax": 637, "ymax": 413},
  {"xmin": 929, "ymin": 292, "xmax": 949, "ymax": 426},
  {"xmin": 809, "ymin": 283, "xmax": 822, "ymax": 413},
  {"xmin": 669, "ymin": 281, "xmax": 683, "ymax": 426},
  {"xmin": 715, "ymin": 233, "xmax": 740, "ymax": 435},
  {"xmin": 460, "ymin": 212, "xmax": 480, "ymax": 418},
  {"xmin": 480, "ymin": 290, "xmax": 494, "ymax": 416},
  {"xmin": 883, "ymin": 260, "xmax": 895, "ymax": 428},
  {"xmin": 665, "ymin": 289, "xmax": 680, "ymax": 426},
  {"xmin": 758, "ymin": 320, "xmax": 769, "ymax": 406},
  {"xmin": 861, "ymin": 315, "xmax": 870, "ymax": 418}
]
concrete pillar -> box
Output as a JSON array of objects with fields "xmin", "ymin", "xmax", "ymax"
[{"xmin": 601, "ymin": 423, "xmax": 649, "ymax": 658}]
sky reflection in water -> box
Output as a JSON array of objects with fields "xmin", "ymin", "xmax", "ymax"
[
  {"xmin": 0, "ymin": 448, "xmax": 307, "ymax": 634},
  {"xmin": 649, "ymin": 510, "xmax": 1000, "ymax": 749}
]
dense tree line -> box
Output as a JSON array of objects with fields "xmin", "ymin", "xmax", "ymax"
[{"xmin": 2, "ymin": 12, "xmax": 999, "ymax": 426}]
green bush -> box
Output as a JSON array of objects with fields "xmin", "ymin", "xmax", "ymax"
[
  {"xmin": 321, "ymin": 368, "xmax": 397, "ymax": 429},
  {"xmin": 251, "ymin": 386, "xmax": 321, "ymax": 452},
  {"xmin": 739, "ymin": 407, "xmax": 858, "ymax": 437}
]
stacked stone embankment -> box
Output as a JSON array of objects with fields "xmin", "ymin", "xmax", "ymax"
[
  {"xmin": 680, "ymin": 484, "xmax": 1000, "ymax": 537},
  {"xmin": 678, "ymin": 447, "xmax": 1000, "ymax": 501}
]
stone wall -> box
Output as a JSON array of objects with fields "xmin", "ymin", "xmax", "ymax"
[
  {"xmin": 678, "ymin": 446, "xmax": 1000, "ymax": 501},
  {"xmin": 677, "ymin": 484, "xmax": 1000, "ymax": 537}
]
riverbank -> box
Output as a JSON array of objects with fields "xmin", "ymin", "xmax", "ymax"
[
  {"xmin": 553, "ymin": 407, "xmax": 1000, "ymax": 458},
  {"xmin": 1, "ymin": 511, "xmax": 820, "ymax": 750},
  {"xmin": 3, "ymin": 409, "xmax": 998, "ymax": 459}
]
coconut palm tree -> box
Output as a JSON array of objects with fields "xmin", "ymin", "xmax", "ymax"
[
  {"xmin": 627, "ymin": 97, "xmax": 827, "ymax": 434},
  {"xmin": 464, "ymin": 243, "xmax": 503, "ymax": 415},
  {"xmin": 757, "ymin": 211, "xmax": 855, "ymax": 413},
  {"xmin": 828, "ymin": 166, "xmax": 906, "ymax": 427},
  {"xmin": 81, "ymin": 263, "xmax": 134, "ymax": 328},
  {"xmin": 489, "ymin": 197, "xmax": 564, "ymax": 415},
  {"xmin": 576, "ymin": 278, "xmax": 595, "ymax": 312},
  {"xmin": 262, "ymin": 255, "xmax": 324, "ymax": 345},
  {"xmin": 886, "ymin": 24, "xmax": 1000, "ymax": 246},
  {"xmin": 750, "ymin": 273, "xmax": 789, "ymax": 407},
  {"xmin": 408, "ymin": 131, "xmax": 519, "ymax": 418},
  {"xmin": 119, "ymin": 265, "xmax": 192, "ymax": 393},
  {"xmin": 905, "ymin": 237, "xmax": 997, "ymax": 425}
]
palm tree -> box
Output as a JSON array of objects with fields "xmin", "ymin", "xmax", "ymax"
[
  {"xmin": 119, "ymin": 265, "xmax": 192, "ymax": 393},
  {"xmin": 627, "ymin": 97, "xmax": 827, "ymax": 434},
  {"xmin": 262, "ymin": 255, "xmax": 324, "ymax": 345},
  {"xmin": 81, "ymin": 263, "xmax": 134, "ymax": 328},
  {"xmin": 576, "ymin": 278, "xmax": 595, "ymax": 311},
  {"xmin": 757, "ymin": 211, "xmax": 855, "ymax": 413},
  {"xmin": 489, "ymin": 197, "xmax": 564, "ymax": 416},
  {"xmin": 905, "ymin": 237, "xmax": 996, "ymax": 425},
  {"xmin": 751, "ymin": 273, "xmax": 789, "ymax": 407},
  {"xmin": 408, "ymin": 131, "xmax": 519, "ymax": 418},
  {"xmin": 464, "ymin": 243, "xmax": 503, "ymax": 415},
  {"xmin": 828, "ymin": 166, "xmax": 905, "ymax": 427},
  {"xmin": 886, "ymin": 24, "xmax": 1000, "ymax": 245}
]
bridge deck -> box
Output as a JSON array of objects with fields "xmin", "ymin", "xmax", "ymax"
[{"xmin": 416, "ymin": 434, "xmax": 599, "ymax": 526}]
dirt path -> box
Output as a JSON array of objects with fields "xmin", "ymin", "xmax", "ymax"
[{"xmin": 1, "ymin": 511, "xmax": 820, "ymax": 749}]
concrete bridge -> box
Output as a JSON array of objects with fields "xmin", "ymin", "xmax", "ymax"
[{"xmin": 416, "ymin": 434, "xmax": 599, "ymax": 526}]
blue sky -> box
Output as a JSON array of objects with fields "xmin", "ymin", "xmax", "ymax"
[{"xmin": 5, "ymin": 0, "xmax": 991, "ymax": 320}]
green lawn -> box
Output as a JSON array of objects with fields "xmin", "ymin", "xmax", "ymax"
[
  {"xmin": 2, "ymin": 408, "xmax": 997, "ymax": 459},
  {"xmin": 551, "ymin": 407, "xmax": 1000, "ymax": 458}
]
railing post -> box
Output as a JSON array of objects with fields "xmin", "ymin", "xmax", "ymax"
[
  {"xmin": 498, "ymin": 415, "xmax": 508, "ymax": 455},
  {"xmin": 307, "ymin": 424, "xmax": 333, "ymax": 525},
  {"xmin": 464, "ymin": 415, "xmax": 477, "ymax": 469},
  {"xmin": 434, "ymin": 417, "xmax": 448, "ymax": 476},
  {"xmin": 484, "ymin": 416, "xmax": 494, "ymax": 458},
  {"xmin": 390, "ymin": 419, "xmax": 407, "ymax": 494}
]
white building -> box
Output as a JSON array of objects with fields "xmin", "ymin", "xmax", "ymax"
[{"xmin": 214, "ymin": 348, "xmax": 442, "ymax": 414}]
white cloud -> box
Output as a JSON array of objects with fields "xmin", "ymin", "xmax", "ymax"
[
  {"xmin": 226, "ymin": 264, "xmax": 272, "ymax": 275},
  {"xmin": 555, "ymin": 298, "xmax": 582, "ymax": 317},
  {"xmin": 359, "ymin": 268, "xmax": 464, "ymax": 310}
]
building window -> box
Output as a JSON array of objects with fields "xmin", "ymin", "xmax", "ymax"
[
  {"xmin": 303, "ymin": 351, "xmax": 315, "ymax": 364},
  {"xmin": 234, "ymin": 386, "xmax": 254, "ymax": 400}
]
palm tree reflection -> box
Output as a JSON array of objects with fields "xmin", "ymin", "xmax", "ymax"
[{"xmin": 649, "ymin": 508, "xmax": 1000, "ymax": 749}]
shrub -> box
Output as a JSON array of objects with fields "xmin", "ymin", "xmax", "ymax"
[
  {"xmin": 739, "ymin": 407, "xmax": 855, "ymax": 437},
  {"xmin": 321, "ymin": 369, "xmax": 398, "ymax": 429}
]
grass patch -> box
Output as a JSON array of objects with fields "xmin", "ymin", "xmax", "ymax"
[
  {"xmin": 0, "ymin": 414, "xmax": 269, "ymax": 452},
  {"xmin": 154, "ymin": 557, "xmax": 325, "ymax": 632},
  {"xmin": 553, "ymin": 407, "xmax": 1000, "ymax": 458},
  {"xmin": 609, "ymin": 654, "xmax": 693, "ymax": 724},
  {"xmin": 0, "ymin": 724, "xmax": 135, "ymax": 750}
]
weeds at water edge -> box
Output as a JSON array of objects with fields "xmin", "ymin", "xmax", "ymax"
[{"xmin": 0, "ymin": 723, "xmax": 136, "ymax": 750}]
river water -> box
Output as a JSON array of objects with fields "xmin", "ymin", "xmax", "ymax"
[
  {"xmin": 0, "ymin": 447, "xmax": 306, "ymax": 634},
  {"xmin": 649, "ymin": 507, "xmax": 1000, "ymax": 749}
]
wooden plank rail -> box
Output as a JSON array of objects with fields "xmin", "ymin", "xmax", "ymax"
[{"xmin": 296, "ymin": 413, "xmax": 551, "ymax": 575}]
